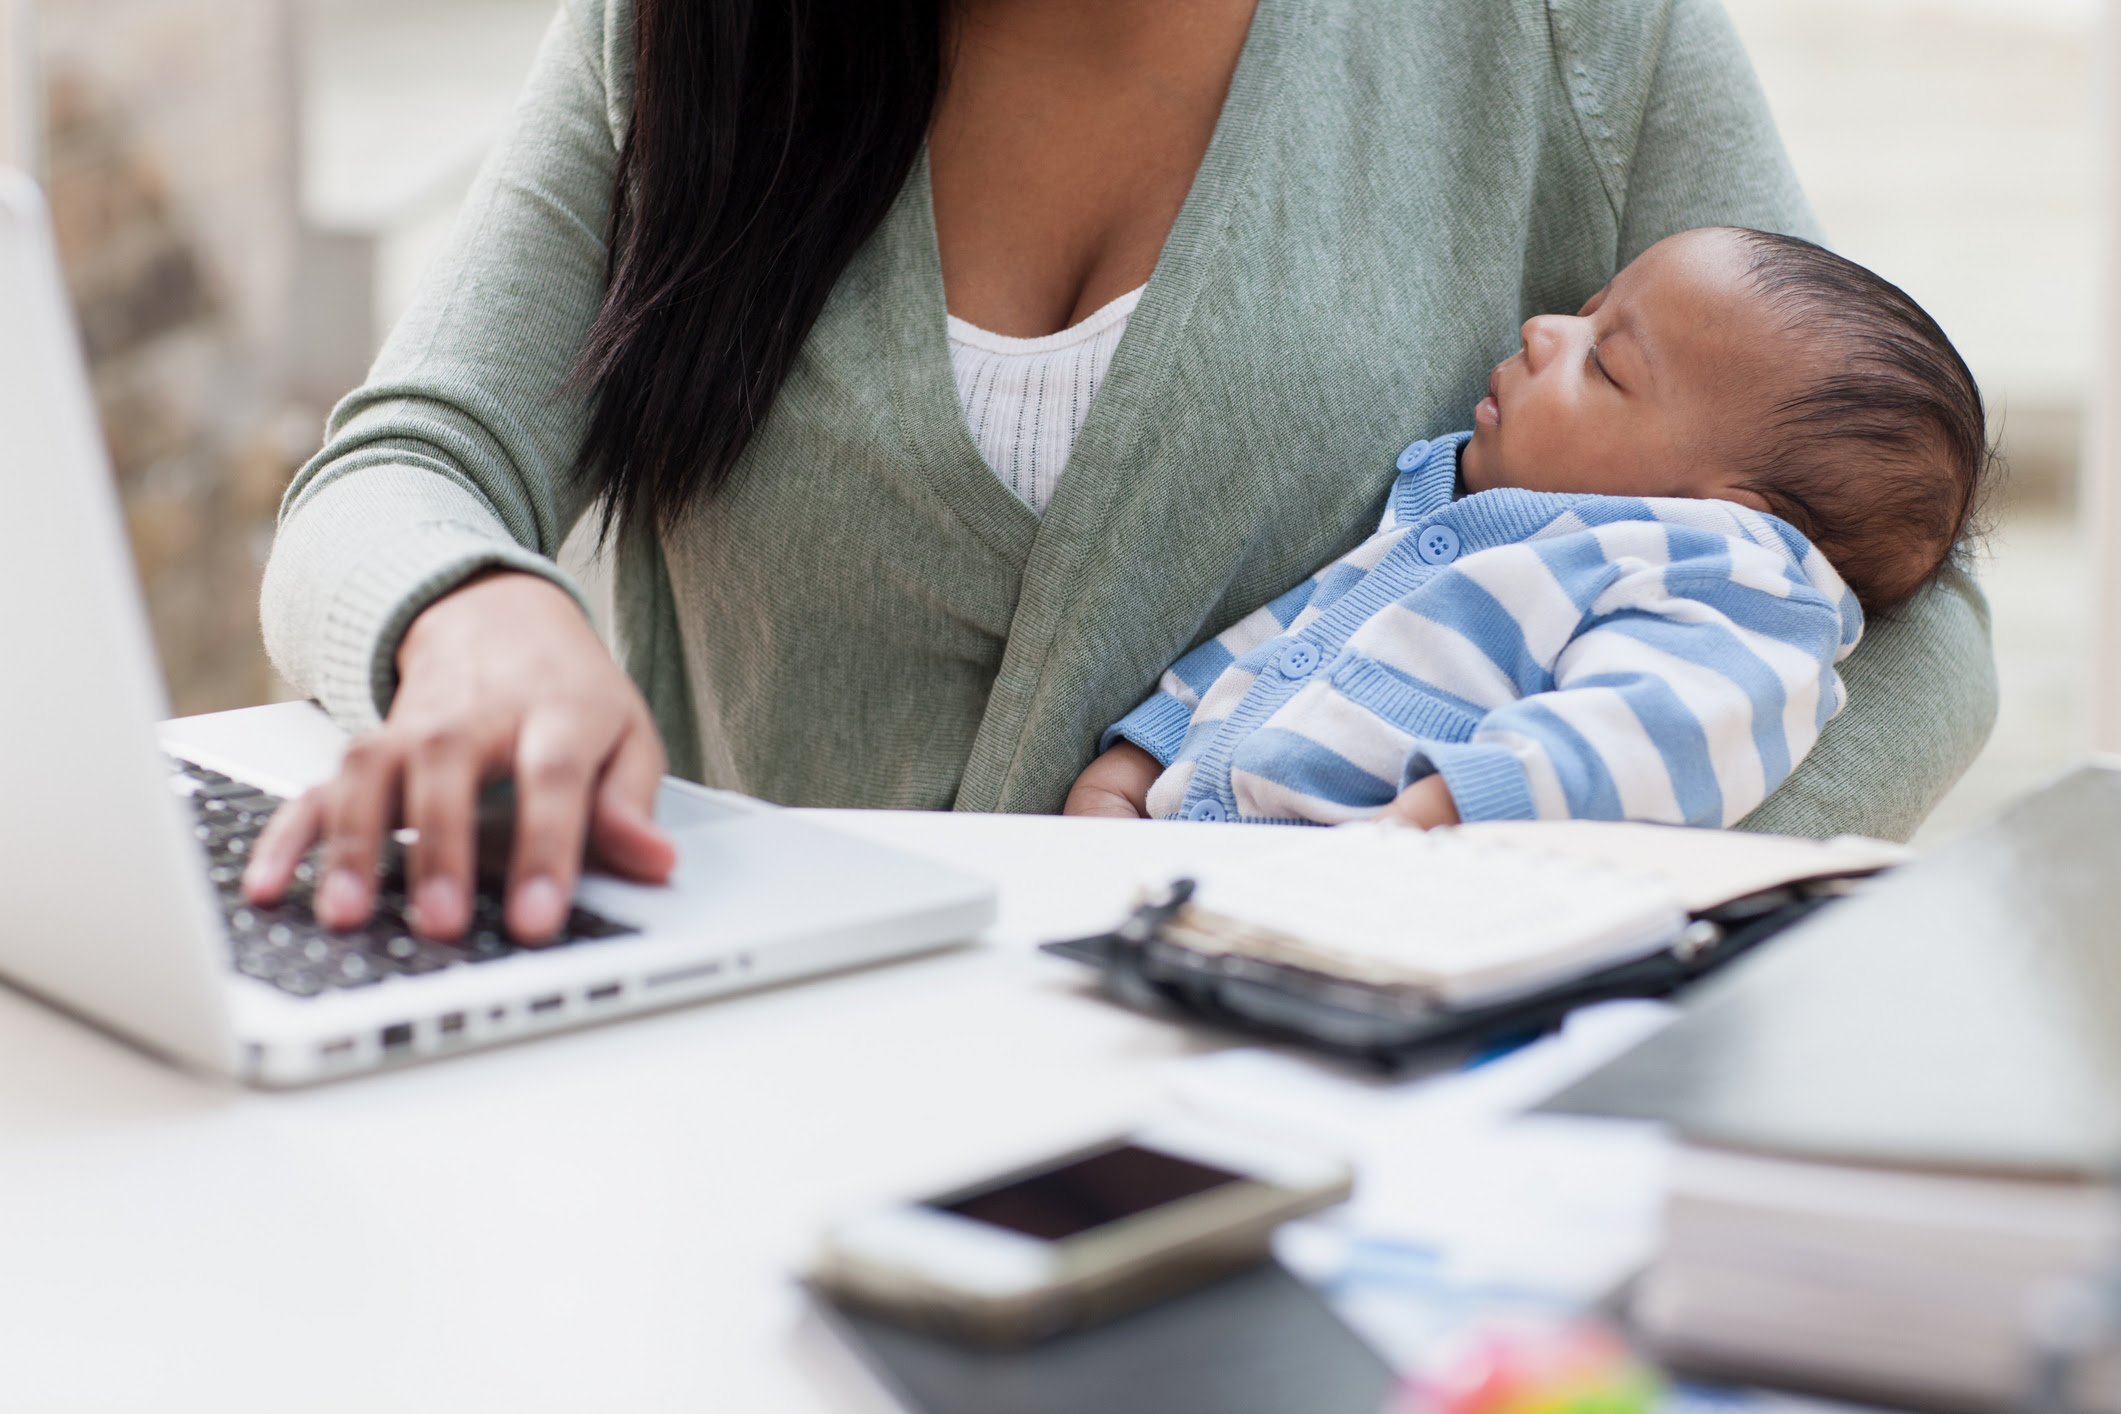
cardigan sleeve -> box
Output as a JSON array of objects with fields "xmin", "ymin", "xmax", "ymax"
[
  {"xmin": 1420, "ymin": 562, "xmax": 1853, "ymax": 828},
  {"xmin": 259, "ymin": 0, "xmax": 621, "ymax": 730},
  {"xmin": 1101, "ymin": 571, "xmax": 1327, "ymax": 762},
  {"xmin": 1604, "ymin": 0, "xmax": 1998, "ymax": 841}
]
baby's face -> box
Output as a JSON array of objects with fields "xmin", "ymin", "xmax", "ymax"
[{"xmin": 1458, "ymin": 229, "xmax": 1809, "ymax": 508}]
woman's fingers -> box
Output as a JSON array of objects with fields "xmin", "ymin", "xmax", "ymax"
[
  {"xmin": 313, "ymin": 735, "xmax": 399, "ymax": 929},
  {"xmin": 401, "ymin": 722, "xmax": 487, "ymax": 941},
  {"xmin": 504, "ymin": 711, "xmax": 602, "ymax": 943},
  {"xmin": 588, "ymin": 722, "xmax": 676, "ymax": 883},
  {"xmin": 243, "ymin": 787, "xmax": 326, "ymax": 905}
]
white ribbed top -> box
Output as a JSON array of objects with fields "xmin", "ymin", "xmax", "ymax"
[{"xmin": 947, "ymin": 285, "xmax": 1144, "ymax": 515}]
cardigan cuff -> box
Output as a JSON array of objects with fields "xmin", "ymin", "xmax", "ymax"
[
  {"xmin": 1413, "ymin": 741, "xmax": 1539, "ymax": 822},
  {"xmin": 1101, "ymin": 691, "xmax": 1194, "ymax": 766}
]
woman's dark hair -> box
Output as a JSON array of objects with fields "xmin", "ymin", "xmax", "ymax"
[
  {"xmin": 574, "ymin": 0, "xmax": 949, "ymax": 534},
  {"xmin": 1728, "ymin": 229, "xmax": 1995, "ymax": 615}
]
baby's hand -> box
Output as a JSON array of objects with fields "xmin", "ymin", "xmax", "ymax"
[
  {"xmin": 1063, "ymin": 742, "xmax": 1161, "ymax": 819},
  {"xmin": 1379, "ymin": 774, "xmax": 1461, "ymax": 830}
]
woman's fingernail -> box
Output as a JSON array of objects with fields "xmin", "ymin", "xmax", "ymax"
[
  {"xmin": 515, "ymin": 876, "xmax": 563, "ymax": 936},
  {"xmin": 317, "ymin": 869, "xmax": 365, "ymax": 922},
  {"xmin": 414, "ymin": 875, "xmax": 463, "ymax": 934}
]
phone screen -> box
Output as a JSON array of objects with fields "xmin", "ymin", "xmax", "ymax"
[{"xmin": 930, "ymin": 1143, "xmax": 1242, "ymax": 1242}]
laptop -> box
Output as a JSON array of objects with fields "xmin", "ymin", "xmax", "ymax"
[{"xmin": 0, "ymin": 168, "xmax": 997, "ymax": 1086}]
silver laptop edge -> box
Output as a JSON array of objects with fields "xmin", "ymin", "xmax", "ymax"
[{"xmin": 0, "ymin": 169, "xmax": 997, "ymax": 1086}]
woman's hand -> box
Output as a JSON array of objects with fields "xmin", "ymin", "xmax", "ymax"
[
  {"xmin": 1063, "ymin": 742, "xmax": 1161, "ymax": 819},
  {"xmin": 1378, "ymin": 774, "xmax": 1461, "ymax": 830},
  {"xmin": 242, "ymin": 572, "xmax": 677, "ymax": 944}
]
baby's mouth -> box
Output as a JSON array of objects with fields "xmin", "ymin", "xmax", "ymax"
[{"xmin": 1475, "ymin": 369, "xmax": 1502, "ymax": 429}]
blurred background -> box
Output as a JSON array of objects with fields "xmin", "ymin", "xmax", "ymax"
[{"xmin": 0, "ymin": 0, "xmax": 2095, "ymax": 845}]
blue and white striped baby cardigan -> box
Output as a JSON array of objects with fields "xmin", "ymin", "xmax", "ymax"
[{"xmin": 1103, "ymin": 433, "xmax": 1863, "ymax": 827}]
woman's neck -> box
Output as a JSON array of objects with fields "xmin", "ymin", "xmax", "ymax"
[{"xmin": 929, "ymin": 0, "xmax": 1257, "ymax": 339}]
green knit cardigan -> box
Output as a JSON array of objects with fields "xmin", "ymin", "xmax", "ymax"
[{"xmin": 262, "ymin": 0, "xmax": 1997, "ymax": 839}]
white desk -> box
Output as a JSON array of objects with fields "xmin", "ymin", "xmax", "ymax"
[
  {"xmin": 2, "ymin": 700, "xmax": 1680, "ymax": 1414},
  {"xmin": 0, "ymin": 785, "xmax": 1394, "ymax": 1412}
]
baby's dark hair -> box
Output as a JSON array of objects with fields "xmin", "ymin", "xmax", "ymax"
[{"xmin": 1726, "ymin": 229, "xmax": 1992, "ymax": 614}]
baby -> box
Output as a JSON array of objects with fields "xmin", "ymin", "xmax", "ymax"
[{"xmin": 1065, "ymin": 227, "xmax": 1990, "ymax": 830}]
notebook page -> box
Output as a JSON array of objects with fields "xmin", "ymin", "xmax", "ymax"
[
  {"xmin": 1164, "ymin": 827, "xmax": 1686, "ymax": 1007},
  {"xmin": 1442, "ymin": 821, "xmax": 1909, "ymax": 914}
]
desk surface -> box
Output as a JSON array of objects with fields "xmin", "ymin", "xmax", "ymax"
[{"xmin": 0, "ymin": 793, "xmax": 1392, "ymax": 1413}]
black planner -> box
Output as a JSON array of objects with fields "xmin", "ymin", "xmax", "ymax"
[{"xmin": 1041, "ymin": 878, "xmax": 1833, "ymax": 1069}]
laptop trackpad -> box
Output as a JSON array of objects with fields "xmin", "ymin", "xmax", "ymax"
[
  {"xmin": 576, "ymin": 810, "xmax": 985, "ymax": 939},
  {"xmin": 653, "ymin": 781, "xmax": 752, "ymax": 830}
]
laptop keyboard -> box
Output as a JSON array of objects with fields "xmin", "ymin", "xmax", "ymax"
[{"xmin": 171, "ymin": 757, "xmax": 638, "ymax": 998}]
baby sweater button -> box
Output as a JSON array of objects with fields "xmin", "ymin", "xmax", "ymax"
[
  {"xmin": 1416, "ymin": 524, "xmax": 1461, "ymax": 565},
  {"xmin": 1395, "ymin": 439, "xmax": 1431, "ymax": 473},
  {"xmin": 1278, "ymin": 641, "xmax": 1321, "ymax": 678},
  {"xmin": 1186, "ymin": 799, "xmax": 1227, "ymax": 823}
]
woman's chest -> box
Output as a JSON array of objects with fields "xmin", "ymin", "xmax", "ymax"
[{"xmin": 927, "ymin": 0, "xmax": 1258, "ymax": 339}]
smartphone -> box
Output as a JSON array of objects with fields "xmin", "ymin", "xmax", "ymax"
[{"xmin": 809, "ymin": 1121, "xmax": 1352, "ymax": 1347}]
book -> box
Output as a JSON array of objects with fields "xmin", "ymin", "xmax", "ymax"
[{"xmin": 1542, "ymin": 765, "xmax": 2121, "ymax": 1412}]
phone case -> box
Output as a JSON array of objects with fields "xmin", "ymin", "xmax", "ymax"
[
  {"xmin": 810, "ymin": 1149, "xmax": 1351, "ymax": 1348},
  {"xmin": 814, "ymin": 1259, "xmax": 1395, "ymax": 1414}
]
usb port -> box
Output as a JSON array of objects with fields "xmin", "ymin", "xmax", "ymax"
[
  {"xmin": 529, "ymin": 994, "xmax": 565, "ymax": 1014},
  {"xmin": 380, "ymin": 1022, "xmax": 415, "ymax": 1050},
  {"xmin": 645, "ymin": 959, "xmax": 721, "ymax": 989},
  {"xmin": 586, "ymin": 982, "xmax": 622, "ymax": 1004},
  {"xmin": 438, "ymin": 1011, "xmax": 466, "ymax": 1036}
]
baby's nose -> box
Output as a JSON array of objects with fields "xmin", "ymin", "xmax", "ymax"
[{"xmin": 1519, "ymin": 313, "xmax": 1573, "ymax": 366}]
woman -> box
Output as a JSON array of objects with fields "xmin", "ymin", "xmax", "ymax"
[{"xmin": 247, "ymin": 0, "xmax": 1996, "ymax": 944}]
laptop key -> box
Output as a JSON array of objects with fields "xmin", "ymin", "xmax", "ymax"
[
  {"xmin": 567, "ymin": 908, "xmax": 637, "ymax": 941},
  {"xmin": 335, "ymin": 953, "xmax": 382, "ymax": 986},
  {"xmin": 276, "ymin": 968, "xmax": 324, "ymax": 998},
  {"xmin": 465, "ymin": 929, "xmax": 511, "ymax": 961}
]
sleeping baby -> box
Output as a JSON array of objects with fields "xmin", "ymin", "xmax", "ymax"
[{"xmin": 1064, "ymin": 227, "xmax": 1990, "ymax": 830}]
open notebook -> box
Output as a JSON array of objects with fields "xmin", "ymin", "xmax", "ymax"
[{"xmin": 1043, "ymin": 821, "xmax": 1907, "ymax": 1065}]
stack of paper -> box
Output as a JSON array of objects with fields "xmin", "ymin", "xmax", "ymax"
[{"xmin": 1640, "ymin": 1147, "xmax": 2118, "ymax": 1411}]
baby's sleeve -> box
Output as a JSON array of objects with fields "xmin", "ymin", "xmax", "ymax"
[
  {"xmin": 1419, "ymin": 538, "xmax": 1855, "ymax": 827},
  {"xmin": 1102, "ymin": 575, "xmax": 1326, "ymax": 766}
]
